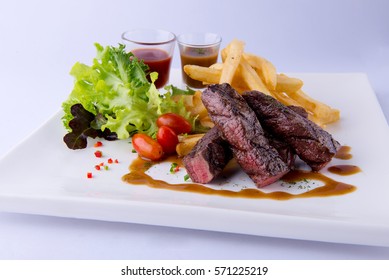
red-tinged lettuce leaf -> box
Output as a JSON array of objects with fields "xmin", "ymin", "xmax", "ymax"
[{"xmin": 63, "ymin": 104, "xmax": 116, "ymax": 150}]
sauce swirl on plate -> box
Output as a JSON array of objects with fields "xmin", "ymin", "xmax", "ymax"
[
  {"xmin": 122, "ymin": 154, "xmax": 358, "ymax": 200},
  {"xmin": 334, "ymin": 145, "xmax": 353, "ymax": 160},
  {"xmin": 327, "ymin": 165, "xmax": 361, "ymax": 175}
]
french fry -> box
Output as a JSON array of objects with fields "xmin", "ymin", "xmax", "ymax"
[
  {"xmin": 176, "ymin": 134, "xmax": 204, "ymax": 157},
  {"xmin": 243, "ymin": 53, "xmax": 277, "ymax": 90},
  {"xmin": 210, "ymin": 63, "xmax": 224, "ymax": 70},
  {"xmin": 184, "ymin": 64, "xmax": 246, "ymax": 92},
  {"xmin": 184, "ymin": 65, "xmax": 220, "ymax": 85},
  {"xmin": 238, "ymin": 57, "xmax": 271, "ymax": 95},
  {"xmin": 276, "ymin": 74, "xmax": 304, "ymax": 94},
  {"xmin": 199, "ymin": 116, "xmax": 214, "ymax": 128},
  {"xmin": 287, "ymin": 89, "xmax": 330, "ymax": 114},
  {"xmin": 312, "ymin": 105, "xmax": 340, "ymax": 126},
  {"xmin": 221, "ymin": 45, "xmax": 229, "ymax": 62},
  {"xmin": 188, "ymin": 90, "xmax": 208, "ymax": 119},
  {"xmin": 219, "ymin": 39, "xmax": 245, "ymax": 84},
  {"xmin": 287, "ymin": 89, "xmax": 340, "ymax": 125},
  {"xmin": 271, "ymin": 90, "xmax": 304, "ymax": 108}
]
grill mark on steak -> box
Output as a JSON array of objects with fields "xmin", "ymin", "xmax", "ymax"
[
  {"xmin": 243, "ymin": 91, "xmax": 340, "ymax": 171},
  {"xmin": 183, "ymin": 126, "xmax": 232, "ymax": 184},
  {"xmin": 201, "ymin": 83, "xmax": 289, "ymax": 187}
]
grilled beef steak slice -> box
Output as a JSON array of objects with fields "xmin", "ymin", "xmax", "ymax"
[
  {"xmin": 183, "ymin": 126, "xmax": 232, "ymax": 183},
  {"xmin": 270, "ymin": 105, "xmax": 308, "ymax": 168},
  {"xmin": 184, "ymin": 127, "xmax": 292, "ymax": 184},
  {"xmin": 243, "ymin": 91, "xmax": 340, "ymax": 171},
  {"xmin": 201, "ymin": 84, "xmax": 289, "ymax": 187},
  {"xmin": 266, "ymin": 132, "xmax": 295, "ymax": 168},
  {"xmin": 288, "ymin": 105, "xmax": 309, "ymax": 118}
]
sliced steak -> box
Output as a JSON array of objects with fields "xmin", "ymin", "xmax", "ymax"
[
  {"xmin": 288, "ymin": 105, "xmax": 309, "ymax": 118},
  {"xmin": 183, "ymin": 126, "xmax": 232, "ymax": 184},
  {"xmin": 266, "ymin": 133, "xmax": 295, "ymax": 169},
  {"xmin": 201, "ymin": 83, "xmax": 289, "ymax": 187},
  {"xmin": 243, "ymin": 91, "xmax": 340, "ymax": 171},
  {"xmin": 271, "ymin": 105, "xmax": 307, "ymax": 168},
  {"xmin": 183, "ymin": 127, "xmax": 293, "ymax": 184}
]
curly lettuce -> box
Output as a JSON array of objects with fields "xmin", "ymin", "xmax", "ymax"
[{"xmin": 62, "ymin": 43, "xmax": 196, "ymax": 149}]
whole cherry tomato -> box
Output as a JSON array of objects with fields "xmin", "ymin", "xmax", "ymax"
[
  {"xmin": 132, "ymin": 133, "xmax": 163, "ymax": 161},
  {"xmin": 156, "ymin": 113, "xmax": 192, "ymax": 134},
  {"xmin": 157, "ymin": 125, "xmax": 179, "ymax": 155}
]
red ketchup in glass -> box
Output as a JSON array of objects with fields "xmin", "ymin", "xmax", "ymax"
[{"xmin": 132, "ymin": 48, "xmax": 172, "ymax": 89}]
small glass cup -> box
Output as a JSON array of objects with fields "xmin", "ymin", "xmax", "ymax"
[
  {"xmin": 177, "ymin": 32, "xmax": 222, "ymax": 88},
  {"xmin": 122, "ymin": 29, "xmax": 176, "ymax": 88}
]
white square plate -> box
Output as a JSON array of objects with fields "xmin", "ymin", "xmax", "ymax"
[{"xmin": 1, "ymin": 71, "xmax": 389, "ymax": 247}]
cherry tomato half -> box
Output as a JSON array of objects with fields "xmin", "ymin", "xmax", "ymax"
[
  {"xmin": 157, "ymin": 125, "xmax": 179, "ymax": 155},
  {"xmin": 132, "ymin": 133, "xmax": 163, "ymax": 161},
  {"xmin": 156, "ymin": 113, "xmax": 192, "ymax": 135}
]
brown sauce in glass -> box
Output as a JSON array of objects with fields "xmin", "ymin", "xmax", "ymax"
[{"xmin": 122, "ymin": 156, "xmax": 357, "ymax": 200}]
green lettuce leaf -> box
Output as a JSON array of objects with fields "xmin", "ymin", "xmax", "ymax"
[{"xmin": 62, "ymin": 43, "xmax": 197, "ymax": 144}]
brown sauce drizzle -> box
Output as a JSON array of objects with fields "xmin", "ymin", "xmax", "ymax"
[
  {"xmin": 327, "ymin": 165, "xmax": 361, "ymax": 176},
  {"xmin": 330, "ymin": 145, "xmax": 361, "ymax": 175},
  {"xmin": 122, "ymin": 156, "xmax": 357, "ymax": 200},
  {"xmin": 334, "ymin": 145, "xmax": 352, "ymax": 160}
]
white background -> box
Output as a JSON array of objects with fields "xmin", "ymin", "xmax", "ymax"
[{"xmin": 0, "ymin": 0, "xmax": 388, "ymax": 259}]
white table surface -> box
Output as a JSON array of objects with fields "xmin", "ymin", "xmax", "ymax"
[{"xmin": 0, "ymin": 0, "xmax": 388, "ymax": 260}]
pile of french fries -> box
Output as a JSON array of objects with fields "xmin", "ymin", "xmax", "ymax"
[
  {"xmin": 176, "ymin": 39, "xmax": 340, "ymax": 157},
  {"xmin": 184, "ymin": 39, "xmax": 340, "ymax": 126}
]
